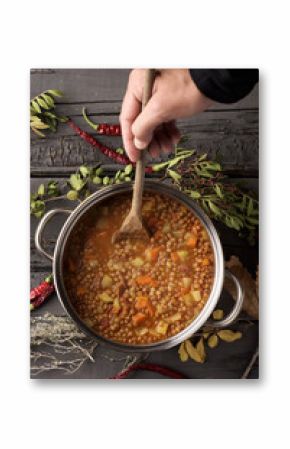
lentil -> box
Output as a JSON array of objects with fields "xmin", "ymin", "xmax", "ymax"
[{"xmin": 64, "ymin": 193, "xmax": 214, "ymax": 345}]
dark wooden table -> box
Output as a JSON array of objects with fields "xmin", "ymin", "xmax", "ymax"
[{"xmin": 30, "ymin": 69, "xmax": 259, "ymax": 379}]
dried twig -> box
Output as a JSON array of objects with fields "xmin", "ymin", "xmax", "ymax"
[
  {"xmin": 241, "ymin": 348, "xmax": 259, "ymax": 379},
  {"xmin": 30, "ymin": 313, "xmax": 149, "ymax": 377}
]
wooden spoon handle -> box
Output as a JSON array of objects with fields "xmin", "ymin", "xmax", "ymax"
[{"xmin": 131, "ymin": 69, "xmax": 156, "ymax": 216}]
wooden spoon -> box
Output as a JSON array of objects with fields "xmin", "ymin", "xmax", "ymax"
[{"xmin": 112, "ymin": 69, "xmax": 155, "ymax": 244}]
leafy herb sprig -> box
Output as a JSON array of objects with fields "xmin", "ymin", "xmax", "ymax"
[
  {"xmin": 30, "ymin": 163, "xmax": 135, "ymax": 217},
  {"xmin": 30, "ymin": 149, "xmax": 258, "ymax": 243},
  {"xmin": 30, "ymin": 181, "xmax": 60, "ymax": 218},
  {"xmin": 30, "ymin": 89, "xmax": 68, "ymax": 137},
  {"xmin": 164, "ymin": 149, "xmax": 259, "ymax": 243}
]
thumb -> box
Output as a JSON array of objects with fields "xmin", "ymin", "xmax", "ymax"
[{"xmin": 131, "ymin": 96, "xmax": 165, "ymax": 149}]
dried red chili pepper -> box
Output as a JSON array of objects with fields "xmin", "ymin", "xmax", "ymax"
[
  {"xmin": 30, "ymin": 274, "xmax": 55, "ymax": 310},
  {"xmin": 111, "ymin": 363, "xmax": 187, "ymax": 379},
  {"xmin": 67, "ymin": 119, "xmax": 153, "ymax": 173},
  {"xmin": 82, "ymin": 108, "xmax": 121, "ymax": 136},
  {"xmin": 67, "ymin": 119, "xmax": 130, "ymax": 164}
]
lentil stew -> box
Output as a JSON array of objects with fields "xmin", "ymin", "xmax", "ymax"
[{"xmin": 64, "ymin": 193, "xmax": 215, "ymax": 345}]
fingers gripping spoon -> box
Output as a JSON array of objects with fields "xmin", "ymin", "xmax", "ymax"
[{"xmin": 112, "ymin": 69, "xmax": 155, "ymax": 244}]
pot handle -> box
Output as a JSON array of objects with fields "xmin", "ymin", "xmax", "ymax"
[
  {"xmin": 207, "ymin": 269, "xmax": 244, "ymax": 328},
  {"xmin": 35, "ymin": 209, "xmax": 72, "ymax": 261}
]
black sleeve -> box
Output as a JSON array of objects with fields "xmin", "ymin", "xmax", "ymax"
[{"xmin": 189, "ymin": 69, "xmax": 258, "ymax": 104}]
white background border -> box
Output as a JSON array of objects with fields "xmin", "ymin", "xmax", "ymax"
[{"xmin": 0, "ymin": 1, "xmax": 287, "ymax": 447}]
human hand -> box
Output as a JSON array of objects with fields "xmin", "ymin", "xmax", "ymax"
[{"xmin": 120, "ymin": 69, "xmax": 213, "ymax": 162}]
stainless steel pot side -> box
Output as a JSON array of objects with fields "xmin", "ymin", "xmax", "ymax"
[{"xmin": 35, "ymin": 180, "xmax": 244, "ymax": 352}]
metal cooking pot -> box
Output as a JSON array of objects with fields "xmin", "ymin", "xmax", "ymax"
[{"xmin": 35, "ymin": 180, "xmax": 244, "ymax": 352}]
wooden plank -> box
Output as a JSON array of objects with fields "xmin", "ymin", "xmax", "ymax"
[
  {"xmin": 30, "ymin": 69, "xmax": 259, "ymax": 379},
  {"xmin": 32, "ymin": 100, "xmax": 258, "ymax": 119},
  {"xmin": 30, "ymin": 109, "xmax": 258, "ymax": 174},
  {"xmin": 30, "ymin": 68, "xmax": 258, "ymax": 110},
  {"xmin": 30, "ymin": 69, "xmax": 131, "ymax": 103}
]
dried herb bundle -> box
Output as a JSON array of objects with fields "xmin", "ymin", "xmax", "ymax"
[{"xmin": 30, "ymin": 313, "xmax": 141, "ymax": 376}]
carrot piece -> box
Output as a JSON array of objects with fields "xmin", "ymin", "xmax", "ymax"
[
  {"xmin": 145, "ymin": 247, "xmax": 161, "ymax": 263},
  {"xmin": 132, "ymin": 312, "xmax": 147, "ymax": 327},
  {"xmin": 135, "ymin": 296, "xmax": 155, "ymax": 317},
  {"xmin": 186, "ymin": 235, "xmax": 198, "ymax": 248},
  {"xmin": 154, "ymin": 230, "xmax": 162, "ymax": 239},
  {"xmin": 181, "ymin": 287, "xmax": 190, "ymax": 295},
  {"xmin": 150, "ymin": 247, "xmax": 160, "ymax": 262},
  {"xmin": 76, "ymin": 286, "xmax": 86, "ymax": 295},
  {"xmin": 136, "ymin": 275, "xmax": 157, "ymax": 287},
  {"xmin": 135, "ymin": 296, "xmax": 150, "ymax": 309},
  {"xmin": 147, "ymin": 303, "xmax": 155, "ymax": 317},
  {"xmin": 171, "ymin": 252, "xmax": 179, "ymax": 263},
  {"xmin": 202, "ymin": 258, "xmax": 210, "ymax": 266}
]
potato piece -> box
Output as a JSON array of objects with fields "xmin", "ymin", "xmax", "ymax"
[
  {"xmin": 166, "ymin": 312, "xmax": 182, "ymax": 323},
  {"xmin": 101, "ymin": 275, "xmax": 113, "ymax": 289},
  {"xmin": 177, "ymin": 250, "xmax": 189, "ymax": 261},
  {"xmin": 135, "ymin": 327, "xmax": 148, "ymax": 336},
  {"xmin": 182, "ymin": 277, "xmax": 192, "ymax": 288},
  {"xmin": 184, "ymin": 293, "xmax": 194, "ymax": 306},
  {"xmin": 83, "ymin": 318, "xmax": 94, "ymax": 328},
  {"xmin": 132, "ymin": 257, "xmax": 144, "ymax": 267},
  {"xmin": 112, "ymin": 298, "xmax": 121, "ymax": 313},
  {"xmin": 201, "ymin": 229, "xmax": 209, "ymax": 241},
  {"xmin": 191, "ymin": 290, "xmax": 201, "ymax": 302},
  {"xmin": 173, "ymin": 230, "xmax": 184, "ymax": 238},
  {"xmin": 162, "ymin": 223, "xmax": 171, "ymax": 233},
  {"xmin": 96, "ymin": 217, "xmax": 108, "ymax": 230},
  {"xmin": 98, "ymin": 292, "xmax": 113, "ymax": 303},
  {"xmin": 156, "ymin": 303, "xmax": 165, "ymax": 314},
  {"xmin": 156, "ymin": 320, "xmax": 169, "ymax": 335}
]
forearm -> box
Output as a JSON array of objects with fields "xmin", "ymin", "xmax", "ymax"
[{"xmin": 189, "ymin": 69, "xmax": 258, "ymax": 104}]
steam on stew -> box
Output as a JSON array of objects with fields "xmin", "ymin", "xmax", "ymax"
[{"xmin": 64, "ymin": 193, "xmax": 214, "ymax": 345}]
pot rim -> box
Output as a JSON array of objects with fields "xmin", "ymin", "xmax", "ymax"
[{"xmin": 53, "ymin": 180, "xmax": 224, "ymax": 352}]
